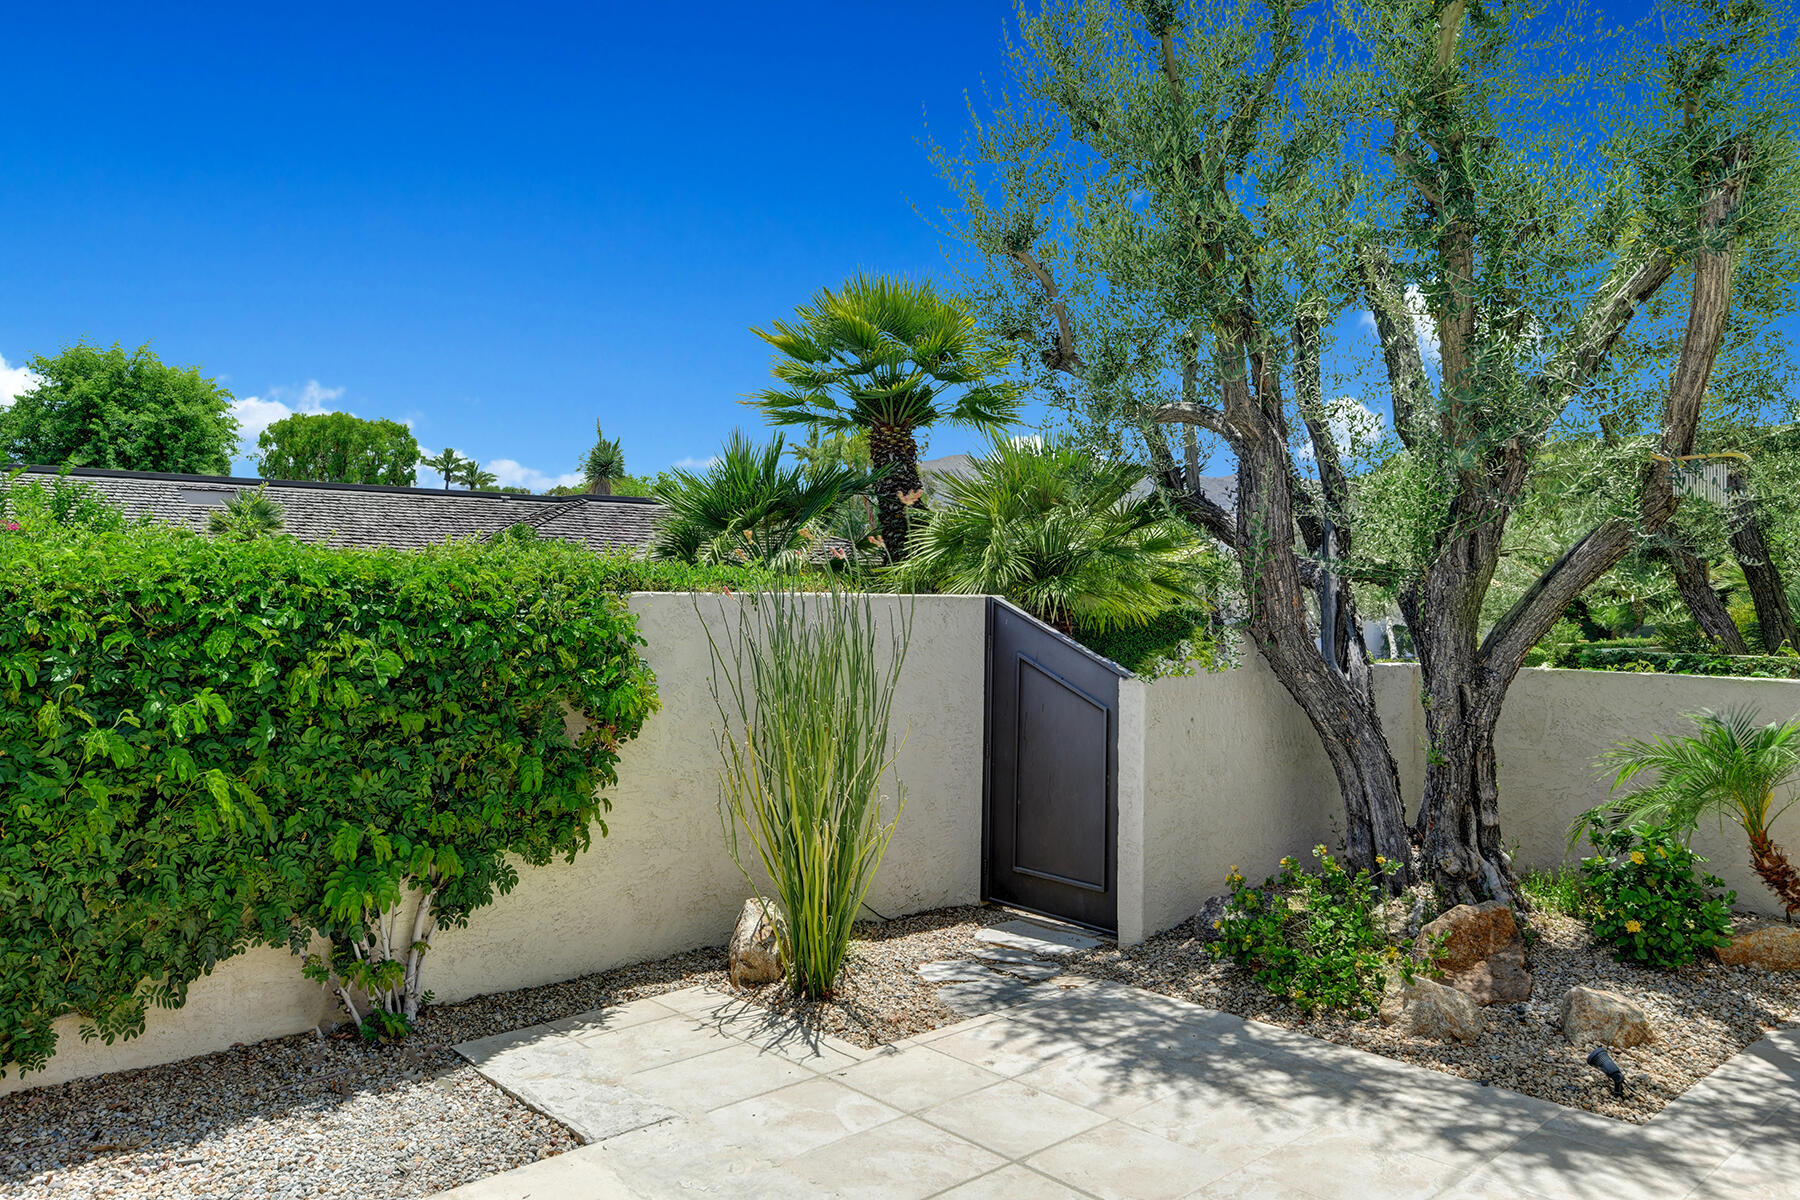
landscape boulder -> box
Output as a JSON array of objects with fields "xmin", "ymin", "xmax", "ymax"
[
  {"xmin": 1420, "ymin": 900, "xmax": 1532, "ymax": 1004},
  {"xmin": 1559, "ymin": 986, "xmax": 1652, "ymax": 1048},
  {"xmin": 1713, "ymin": 923, "xmax": 1800, "ymax": 972},
  {"xmin": 1379, "ymin": 977, "xmax": 1485, "ymax": 1043},
  {"xmin": 729, "ymin": 898, "xmax": 783, "ymax": 988}
]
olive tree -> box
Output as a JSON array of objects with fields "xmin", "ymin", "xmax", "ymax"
[{"xmin": 941, "ymin": 0, "xmax": 1798, "ymax": 899}]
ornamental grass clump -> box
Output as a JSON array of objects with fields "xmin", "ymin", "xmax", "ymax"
[{"xmin": 707, "ymin": 589, "xmax": 910, "ymax": 998}]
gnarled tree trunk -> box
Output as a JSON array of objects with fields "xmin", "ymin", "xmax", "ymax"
[
  {"xmin": 1666, "ymin": 539, "xmax": 1749, "ymax": 653},
  {"xmin": 1728, "ymin": 478, "xmax": 1799, "ymax": 652}
]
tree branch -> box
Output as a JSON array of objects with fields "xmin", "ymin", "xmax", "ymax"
[{"xmin": 1356, "ymin": 248, "xmax": 1430, "ymax": 448}]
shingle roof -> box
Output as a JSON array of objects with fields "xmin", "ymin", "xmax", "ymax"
[{"xmin": 9, "ymin": 466, "xmax": 665, "ymax": 553}]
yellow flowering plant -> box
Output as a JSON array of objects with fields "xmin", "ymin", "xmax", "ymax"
[
  {"xmin": 1206, "ymin": 846, "xmax": 1428, "ymax": 1015},
  {"xmin": 1578, "ymin": 818, "xmax": 1734, "ymax": 970}
]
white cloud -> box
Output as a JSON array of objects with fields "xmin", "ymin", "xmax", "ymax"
[
  {"xmin": 231, "ymin": 380, "xmax": 348, "ymax": 467},
  {"xmin": 485, "ymin": 459, "xmax": 583, "ymax": 492},
  {"xmin": 0, "ymin": 354, "xmax": 42, "ymax": 408},
  {"xmin": 669, "ymin": 456, "xmax": 719, "ymax": 473}
]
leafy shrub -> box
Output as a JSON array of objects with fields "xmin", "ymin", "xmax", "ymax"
[
  {"xmin": 0, "ymin": 525, "xmax": 658, "ymax": 1071},
  {"xmin": 1578, "ymin": 820, "xmax": 1735, "ymax": 969},
  {"xmin": 0, "ymin": 471, "xmax": 136, "ymax": 534},
  {"xmin": 707, "ymin": 590, "xmax": 909, "ymax": 998},
  {"xmin": 1078, "ymin": 604, "xmax": 1225, "ymax": 679},
  {"xmin": 1571, "ymin": 647, "xmax": 1800, "ymax": 679},
  {"xmin": 1207, "ymin": 846, "xmax": 1421, "ymax": 1015}
]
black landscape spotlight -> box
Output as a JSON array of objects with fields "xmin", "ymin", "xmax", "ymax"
[{"xmin": 1588, "ymin": 1047, "xmax": 1626, "ymax": 1097}]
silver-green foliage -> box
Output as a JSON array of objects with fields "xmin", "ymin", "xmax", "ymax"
[{"xmin": 706, "ymin": 590, "xmax": 910, "ymax": 998}]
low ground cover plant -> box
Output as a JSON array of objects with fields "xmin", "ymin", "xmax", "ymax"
[
  {"xmin": 1577, "ymin": 819, "xmax": 1735, "ymax": 969},
  {"xmin": 1207, "ymin": 846, "xmax": 1423, "ymax": 1016},
  {"xmin": 0, "ymin": 507, "xmax": 658, "ymax": 1070},
  {"xmin": 707, "ymin": 589, "xmax": 910, "ymax": 998}
]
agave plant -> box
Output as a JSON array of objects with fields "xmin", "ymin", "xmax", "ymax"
[
  {"xmin": 207, "ymin": 485, "xmax": 286, "ymax": 541},
  {"xmin": 1586, "ymin": 707, "xmax": 1800, "ymax": 917},
  {"xmin": 751, "ymin": 275, "xmax": 1020, "ymax": 561},
  {"xmin": 651, "ymin": 430, "xmax": 880, "ymax": 567},
  {"xmin": 893, "ymin": 437, "xmax": 1210, "ymax": 634}
]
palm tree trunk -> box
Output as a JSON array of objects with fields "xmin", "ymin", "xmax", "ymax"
[
  {"xmin": 1747, "ymin": 827, "xmax": 1800, "ymax": 920},
  {"xmin": 867, "ymin": 422, "xmax": 921, "ymax": 562}
]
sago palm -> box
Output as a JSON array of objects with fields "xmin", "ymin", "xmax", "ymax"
[
  {"xmin": 651, "ymin": 430, "xmax": 878, "ymax": 567},
  {"xmin": 751, "ymin": 275, "xmax": 1020, "ymax": 562},
  {"xmin": 1588, "ymin": 707, "xmax": 1800, "ymax": 918},
  {"xmin": 893, "ymin": 437, "xmax": 1208, "ymax": 634}
]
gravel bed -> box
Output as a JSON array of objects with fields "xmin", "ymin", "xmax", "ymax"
[
  {"xmin": 0, "ymin": 947, "xmax": 725, "ymax": 1200},
  {"xmin": 1066, "ymin": 910, "xmax": 1800, "ymax": 1123},
  {"xmin": 719, "ymin": 904, "xmax": 1005, "ymax": 1047},
  {"xmin": 6, "ymin": 901, "xmax": 1793, "ymax": 1199}
]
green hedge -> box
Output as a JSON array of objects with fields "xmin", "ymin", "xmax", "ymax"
[
  {"xmin": 1078, "ymin": 605, "xmax": 1220, "ymax": 678},
  {"xmin": 0, "ymin": 525, "xmax": 659, "ymax": 1073},
  {"xmin": 1569, "ymin": 647, "xmax": 1800, "ymax": 679}
]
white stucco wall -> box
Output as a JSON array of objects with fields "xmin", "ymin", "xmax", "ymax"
[
  {"xmin": 3, "ymin": 592, "xmax": 986, "ymax": 1095},
  {"xmin": 1127, "ymin": 650, "xmax": 1800, "ymax": 944}
]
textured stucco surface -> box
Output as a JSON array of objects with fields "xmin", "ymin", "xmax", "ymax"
[
  {"xmin": 1129, "ymin": 651, "xmax": 1800, "ymax": 942},
  {"xmin": 3, "ymin": 593, "xmax": 986, "ymax": 1094}
]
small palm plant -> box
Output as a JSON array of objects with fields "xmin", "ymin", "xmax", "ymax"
[
  {"xmin": 1586, "ymin": 707, "xmax": 1800, "ymax": 918},
  {"xmin": 581, "ymin": 423, "xmax": 626, "ymax": 495},
  {"xmin": 652, "ymin": 431, "xmax": 880, "ymax": 567},
  {"xmin": 208, "ymin": 486, "xmax": 285, "ymax": 541},
  {"xmin": 706, "ymin": 590, "xmax": 911, "ymax": 998},
  {"xmin": 893, "ymin": 437, "xmax": 1209, "ymax": 634}
]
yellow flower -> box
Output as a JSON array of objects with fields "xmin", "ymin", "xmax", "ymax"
[
  {"xmin": 1656, "ymin": 846, "xmax": 1667, "ymax": 857},
  {"xmin": 1212, "ymin": 920, "xmax": 1223, "ymax": 930},
  {"xmin": 1375, "ymin": 855, "xmax": 1387, "ymax": 866},
  {"xmin": 1625, "ymin": 920, "xmax": 1643, "ymax": 933},
  {"xmin": 1630, "ymin": 851, "xmax": 1646, "ymax": 865}
]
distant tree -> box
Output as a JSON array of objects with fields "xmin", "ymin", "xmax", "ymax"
[
  {"xmin": 457, "ymin": 461, "xmax": 498, "ymax": 491},
  {"xmin": 0, "ymin": 341, "xmax": 237, "ymax": 474},
  {"xmin": 580, "ymin": 423, "xmax": 627, "ymax": 495},
  {"xmin": 207, "ymin": 486, "xmax": 286, "ymax": 541},
  {"xmin": 256, "ymin": 412, "xmax": 419, "ymax": 485},
  {"xmin": 419, "ymin": 447, "xmax": 471, "ymax": 490},
  {"xmin": 752, "ymin": 275, "xmax": 1020, "ymax": 561}
]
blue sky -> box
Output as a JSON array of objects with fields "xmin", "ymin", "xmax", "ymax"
[
  {"xmin": 2, "ymin": 2, "xmax": 1770, "ymax": 489},
  {"xmin": 2, "ymin": 1, "xmax": 1022, "ymax": 486}
]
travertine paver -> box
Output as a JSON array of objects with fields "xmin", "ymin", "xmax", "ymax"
[{"xmin": 439, "ymin": 978, "xmax": 1800, "ymax": 1200}]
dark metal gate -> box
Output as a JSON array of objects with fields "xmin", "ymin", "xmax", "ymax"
[{"xmin": 983, "ymin": 599, "xmax": 1125, "ymax": 933}]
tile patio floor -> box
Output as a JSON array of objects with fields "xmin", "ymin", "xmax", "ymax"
[{"xmin": 434, "ymin": 977, "xmax": 1800, "ymax": 1200}]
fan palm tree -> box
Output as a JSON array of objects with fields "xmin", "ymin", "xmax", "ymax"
[
  {"xmin": 419, "ymin": 447, "xmax": 469, "ymax": 490},
  {"xmin": 751, "ymin": 275, "xmax": 1020, "ymax": 562},
  {"xmin": 1587, "ymin": 707, "xmax": 1800, "ymax": 918},
  {"xmin": 581, "ymin": 423, "xmax": 626, "ymax": 495},
  {"xmin": 892, "ymin": 437, "xmax": 1209, "ymax": 634},
  {"xmin": 207, "ymin": 485, "xmax": 286, "ymax": 542},
  {"xmin": 652, "ymin": 430, "xmax": 879, "ymax": 567}
]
